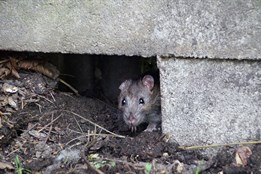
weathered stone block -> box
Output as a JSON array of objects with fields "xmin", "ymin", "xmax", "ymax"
[
  {"xmin": 0, "ymin": 0, "xmax": 261, "ymax": 59},
  {"xmin": 158, "ymin": 57, "xmax": 261, "ymax": 145}
]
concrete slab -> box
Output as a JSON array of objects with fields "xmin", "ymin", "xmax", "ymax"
[
  {"xmin": 0, "ymin": 0, "xmax": 261, "ymax": 59},
  {"xmin": 158, "ymin": 56, "xmax": 261, "ymax": 145}
]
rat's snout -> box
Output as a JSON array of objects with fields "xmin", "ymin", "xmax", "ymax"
[{"xmin": 127, "ymin": 112, "xmax": 137, "ymax": 125}]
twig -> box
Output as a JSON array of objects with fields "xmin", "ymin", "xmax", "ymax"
[
  {"xmin": 22, "ymin": 123, "xmax": 39, "ymax": 136},
  {"xmin": 37, "ymin": 113, "xmax": 63, "ymax": 132},
  {"xmin": 59, "ymin": 78, "xmax": 79, "ymax": 96},
  {"xmin": 66, "ymin": 133, "xmax": 122, "ymax": 147},
  {"xmin": 60, "ymin": 92, "xmax": 75, "ymax": 99},
  {"xmin": 6, "ymin": 148, "xmax": 20, "ymax": 157},
  {"xmin": 66, "ymin": 135, "xmax": 89, "ymax": 146},
  {"xmin": 0, "ymin": 59, "xmax": 9, "ymax": 64},
  {"xmin": 67, "ymin": 128, "xmax": 84, "ymax": 135},
  {"xmin": 68, "ymin": 142, "xmax": 83, "ymax": 149},
  {"xmin": 43, "ymin": 113, "xmax": 54, "ymax": 144},
  {"xmin": 38, "ymin": 95, "xmax": 54, "ymax": 104},
  {"xmin": 179, "ymin": 140, "xmax": 261, "ymax": 150},
  {"xmin": 102, "ymin": 157, "xmax": 147, "ymax": 171},
  {"xmin": 73, "ymin": 115, "xmax": 84, "ymax": 133},
  {"xmin": 0, "ymin": 112, "xmax": 12, "ymax": 116},
  {"xmin": 21, "ymin": 99, "xmax": 24, "ymax": 110},
  {"xmin": 50, "ymin": 91, "xmax": 56, "ymax": 102},
  {"xmin": 63, "ymin": 110, "xmax": 125, "ymax": 139},
  {"xmin": 35, "ymin": 103, "xmax": 42, "ymax": 113}
]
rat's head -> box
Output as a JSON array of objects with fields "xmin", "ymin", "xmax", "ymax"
[{"xmin": 118, "ymin": 75, "xmax": 155, "ymax": 131}]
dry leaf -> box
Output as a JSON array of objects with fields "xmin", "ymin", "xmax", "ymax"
[
  {"xmin": 11, "ymin": 68, "xmax": 20, "ymax": 78},
  {"xmin": 9, "ymin": 57, "xmax": 19, "ymax": 69},
  {"xmin": 0, "ymin": 57, "xmax": 59, "ymax": 79},
  {"xmin": 28, "ymin": 130, "xmax": 47, "ymax": 140},
  {"xmin": 7, "ymin": 96, "xmax": 18, "ymax": 109},
  {"xmin": 235, "ymin": 152, "xmax": 243, "ymax": 166},
  {"xmin": 0, "ymin": 161, "xmax": 14, "ymax": 170},
  {"xmin": 17, "ymin": 60, "xmax": 59, "ymax": 79},
  {"xmin": 173, "ymin": 160, "xmax": 184, "ymax": 173},
  {"xmin": 6, "ymin": 61, "xmax": 20, "ymax": 78},
  {"xmin": 235, "ymin": 146, "xmax": 252, "ymax": 166},
  {"xmin": 0, "ymin": 58, "xmax": 19, "ymax": 78},
  {"xmin": 2, "ymin": 83, "xmax": 18, "ymax": 93},
  {"xmin": 0, "ymin": 67, "xmax": 10, "ymax": 78}
]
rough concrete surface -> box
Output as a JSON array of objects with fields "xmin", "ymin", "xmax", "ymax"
[
  {"xmin": 0, "ymin": 0, "xmax": 261, "ymax": 59},
  {"xmin": 158, "ymin": 57, "xmax": 261, "ymax": 146}
]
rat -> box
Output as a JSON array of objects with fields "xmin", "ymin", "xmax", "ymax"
[{"xmin": 118, "ymin": 75, "xmax": 161, "ymax": 132}]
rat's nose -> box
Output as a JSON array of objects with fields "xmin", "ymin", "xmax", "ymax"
[{"xmin": 128, "ymin": 113, "xmax": 136, "ymax": 125}]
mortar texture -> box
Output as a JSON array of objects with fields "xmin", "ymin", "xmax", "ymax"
[
  {"xmin": 0, "ymin": 0, "xmax": 261, "ymax": 59},
  {"xmin": 158, "ymin": 57, "xmax": 261, "ymax": 145}
]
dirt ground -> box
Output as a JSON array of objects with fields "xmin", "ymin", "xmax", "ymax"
[{"xmin": 1, "ymin": 60, "xmax": 261, "ymax": 174}]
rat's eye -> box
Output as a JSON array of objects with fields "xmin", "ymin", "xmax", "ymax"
[
  {"xmin": 122, "ymin": 98, "xmax": 127, "ymax": 106},
  {"xmin": 139, "ymin": 98, "xmax": 145, "ymax": 104}
]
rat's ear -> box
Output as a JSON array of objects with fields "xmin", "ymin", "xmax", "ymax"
[
  {"xmin": 119, "ymin": 80, "xmax": 132, "ymax": 91},
  {"xmin": 142, "ymin": 75, "xmax": 154, "ymax": 91}
]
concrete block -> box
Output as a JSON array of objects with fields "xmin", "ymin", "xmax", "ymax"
[
  {"xmin": 158, "ymin": 56, "xmax": 261, "ymax": 145},
  {"xmin": 154, "ymin": 0, "xmax": 261, "ymax": 59},
  {"xmin": 0, "ymin": 0, "xmax": 261, "ymax": 59}
]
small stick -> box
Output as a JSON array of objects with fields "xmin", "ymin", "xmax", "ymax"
[
  {"xmin": 179, "ymin": 140, "xmax": 261, "ymax": 150},
  {"xmin": 43, "ymin": 113, "xmax": 54, "ymax": 144},
  {"xmin": 67, "ymin": 128, "xmax": 83, "ymax": 135},
  {"xmin": 0, "ymin": 112, "xmax": 12, "ymax": 116},
  {"xmin": 66, "ymin": 133, "xmax": 123, "ymax": 147},
  {"xmin": 50, "ymin": 91, "xmax": 56, "ymax": 102},
  {"xmin": 0, "ymin": 59, "xmax": 9, "ymax": 64},
  {"xmin": 21, "ymin": 99, "xmax": 24, "ymax": 110},
  {"xmin": 38, "ymin": 95, "xmax": 54, "ymax": 104},
  {"xmin": 63, "ymin": 110, "xmax": 125, "ymax": 139},
  {"xmin": 73, "ymin": 115, "xmax": 84, "ymax": 133},
  {"xmin": 37, "ymin": 113, "xmax": 63, "ymax": 133},
  {"xmin": 6, "ymin": 149, "xmax": 20, "ymax": 157},
  {"xmin": 35, "ymin": 103, "xmax": 42, "ymax": 113},
  {"xmin": 59, "ymin": 78, "xmax": 79, "ymax": 96},
  {"xmin": 22, "ymin": 123, "xmax": 39, "ymax": 136},
  {"xmin": 66, "ymin": 135, "xmax": 88, "ymax": 146}
]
